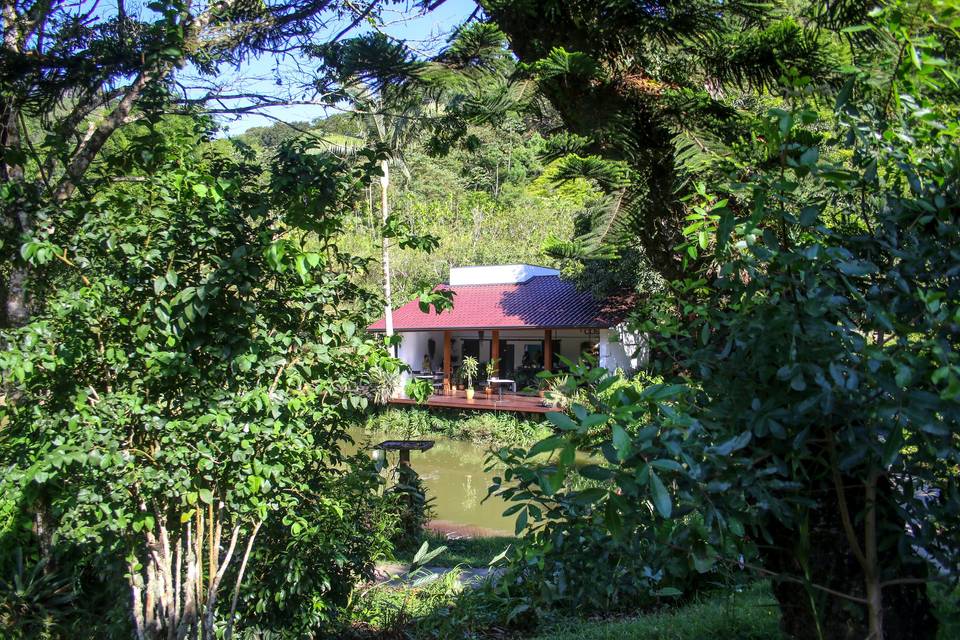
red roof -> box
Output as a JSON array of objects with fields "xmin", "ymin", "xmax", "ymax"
[{"xmin": 368, "ymin": 276, "xmax": 632, "ymax": 331}]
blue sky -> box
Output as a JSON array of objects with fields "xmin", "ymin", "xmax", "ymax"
[{"xmin": 216, "ymin": 0, "xmax": 478, "ymax": 135}]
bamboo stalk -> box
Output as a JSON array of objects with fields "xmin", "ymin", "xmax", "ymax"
[
  {"xmin": 202, "ymin": 524, "xmax": 241, "ymax": 640},
  {"xmin": 208, "ymin": 501, "xmax": 215, "ymax": 593},
  {"xmin": 195, "ymin": 509, "xmax": 204, "ymax": 607},
  {"xmin": 224, "ymin": 521, "xmax": 263, "ymax": 640},
  {"xmin": 130, "ymin": 558, "xmax": 147, "ymax": 640},
  {"xmin": 171, "ymin": 533, "xmax": 182, "ymax": 640}
]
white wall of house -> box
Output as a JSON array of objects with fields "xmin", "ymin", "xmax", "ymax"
[
  {"xmin": 396, "ymin": 330, "xmax": 444, "ymax": 387},
  {"xmin": 599, "ymin": 325, "xmax": 649, "ymax": 372}
]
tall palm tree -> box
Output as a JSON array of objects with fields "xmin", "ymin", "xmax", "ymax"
[{"xmin": 353, "ymin": 89, "xmax": 424, "ymax": 344}]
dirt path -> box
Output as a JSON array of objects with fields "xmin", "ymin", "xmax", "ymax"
[{"xmin": 426, "ymin": 519, "xmax": 511, "ymax": 538}]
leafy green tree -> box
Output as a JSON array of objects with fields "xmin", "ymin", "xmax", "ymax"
[
  {"xmin": 0, "ymin": 0, "xmax": 402, "ymax": 329},
  {"xmin": 490, "ymin": 5, "xmax": 960, "ymax": 639},
  {"xmin": 0, "ymin": 119, "xmax": 394, "ymax": 639},
  {"xmin": 478, "ymin": 0, "xmax": 868, "ymax": 278}
]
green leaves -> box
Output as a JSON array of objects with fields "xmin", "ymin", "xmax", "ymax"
[
  {"xmin": 545, "ymin": 411, "xmax": 577, "ymax": 431},
  {"xmin": 708, "ymin": 432, "xmax": 751, "ymax": 457},
  {"xmin": 527, "ymin": 435, "xmax": 566, "ymax": 458},
  {"xmin": 611, "ymin": 423, "xmax": 631, "ymax": 460},
  {"xmin": 835, "ymin": 259, "xmax": 878, "ymax": 277},
  {"xmin": 649, "ymin": 469, "xmax": 671, "ymax": 519}
]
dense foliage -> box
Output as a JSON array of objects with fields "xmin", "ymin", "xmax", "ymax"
[
  {"xmin": 0, "ymin": 120, "xmax": 402, "ymax": 638},
  {"xmin": 485, "ymin": 5, "xmax": 960, "ymax": 639}
]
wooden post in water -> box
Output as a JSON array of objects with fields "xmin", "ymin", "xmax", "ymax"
[
  {"xmin": 443, "ymin": 330, "xmax": 452, "ymax": 393},
  {"xmin": 544, "ymin": 329, "xmax": 553, "ymax": 372}
]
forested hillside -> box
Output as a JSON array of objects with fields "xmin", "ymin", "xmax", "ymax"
[{"xmin": 236, "ymin": 114, "xmax": 592, "ymax": 301}]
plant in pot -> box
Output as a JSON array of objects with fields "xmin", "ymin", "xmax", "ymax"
[
  {"xmin": 484, "ymin": 358, "xmax": 499, "ymax": 396},
  {"xmin": 460, "ymin": 356, "xmax": 478, "ymax": 401}
]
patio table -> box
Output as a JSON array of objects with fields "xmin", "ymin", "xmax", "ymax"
[{"xmin": 488, "ymin": 377, "xmax": 516, "ymax": 401}]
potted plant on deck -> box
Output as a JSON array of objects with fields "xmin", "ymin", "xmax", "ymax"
[
  {"xmin": 461, "ymin": 356, "xmax": 478, "ymax": 401},
  {"xmin": 484, "ymin": 358, "xmax": 499, "ymax": 396}
]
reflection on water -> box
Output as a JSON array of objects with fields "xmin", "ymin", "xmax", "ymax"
[{"xmin": 346, "ymin": 428, "xmax": 515, "ymax": 535}]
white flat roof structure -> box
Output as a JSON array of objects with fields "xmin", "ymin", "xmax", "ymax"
[{"xmin": 448, "ymin": 264, "xmax": 559, "ymax": 286}]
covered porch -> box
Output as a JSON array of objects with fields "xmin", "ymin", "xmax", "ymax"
[{"xmin": 395, "ymin": 327, "xmax": 623, "ymax": 396}]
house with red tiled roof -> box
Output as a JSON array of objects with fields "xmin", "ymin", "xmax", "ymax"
[{"xmin": 368, "ymin": 264, "xmax": 644, "ymax": 413}]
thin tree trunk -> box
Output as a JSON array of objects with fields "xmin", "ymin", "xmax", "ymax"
[
  {"xmin": 201, "ymin": 524, "xmax": 240, "ymax": 640},
  {"xmin": 864, "ymin": 473, "xmax": 883, "ymax": 640},
  {"xmin": 170, "ymin": 535, "xmax": 182, "ymax": 640},
  {"xmin": 224, "ymin": 520, "xmax": 262, "ymax": 640},
  {"xmin": 380, "ymin": 159, "xmax": 394, "ymax": 341},
  {"xmin": 130, "ymin": 558, "xmax": 147, "ymax": 640},
  {"xmin": 1, "ymin": 11, "xmax": 31, "ymax": 330},
  {"xmin": 177, "ymin": 521, "xmax": 197, "ymax": 640}
]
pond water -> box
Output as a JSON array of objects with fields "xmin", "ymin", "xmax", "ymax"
[{"xmin": 346, "ymin": 428, "xmax": 516, "ymax": 536}]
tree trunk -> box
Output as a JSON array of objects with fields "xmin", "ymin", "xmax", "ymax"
[
  {"xmin": 0, "ymin": 54, "xmax": 32, "ymax": 330},
  {"xmin": 126, "ymin": 511, "xmax": 257, "ymax": 640},
  {"xmin": 380, "ymin": 159, "xmax": 394, "ymax": 341},
  {"xmin": 764, "ymin": 473, "xmax": 936, "ymax": 640}
]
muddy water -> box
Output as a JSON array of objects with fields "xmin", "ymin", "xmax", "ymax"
[{"xmin": 347, "ymin": 428, "xmax": 516, "ymax": 536}]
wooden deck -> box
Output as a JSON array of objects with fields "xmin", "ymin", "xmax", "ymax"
[{"xmin": 388, "ymin": 390, "xmax": 555, "ymax": 414}]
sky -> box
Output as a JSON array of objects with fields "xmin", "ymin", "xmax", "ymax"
[{"xmin": 215, "ymin": 0, "xmax": 479, "ymax": 135}]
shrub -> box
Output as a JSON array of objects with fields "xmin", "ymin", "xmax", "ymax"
[
  {"xmin": 387, "ymin": 465, "xmax": 435, "ymax": 552},
  {"xmin": 404, "ymin": 378, "xmax": 434, "ymax": 404},
  {"xmin": 480, "ymin": 15, "xmax": 960, "ymax": 638},
  {"xmin": 0, "ymin": 122, "xmax": 399, "ymax": 639},
  {"xmin": 228, "ymin": 455, "xmax": 399, "ymax": 638},
  {"xmin": 0, "ymin": 550, "xmax": 74, "ymax": 640}
]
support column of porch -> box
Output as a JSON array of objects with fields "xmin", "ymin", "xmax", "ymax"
[
  {"xmin": 491, "ymin": 329, "xmax": 500, "ymax": 377},
  {"xmin": 443, "ymin": 330, "xmax": 452, "ymax": 393},
  {"xmin": 544, "ymin": 329, "xmax": 553, "ymax": 372}
]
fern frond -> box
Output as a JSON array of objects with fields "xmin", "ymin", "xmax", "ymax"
[
  {"xmin": 698, "ymin": 18, "xmax": 840, "ymax": 91},
  {"xmin": 532, "ymin": 47, "xmax": 606, "ymax": 82},
  {"xmin": 439, "ymin": 22, "xmax": 511, "ymax": 73},
  {"xmin": 578, "ymin": 188, "xmax": 637, "ymax": 251},
  {"xmin": 671, "ymin": 127, "xmax": 733, "ymax": 184},
  {"xmin": 311, "ymin": 33, "xmax": 425, "ymax": 96},
  {"xmin": 539, "ymin": 132, "xmax": 593, "ymax": 162},
  {"xmin": 553, "ymin": 154, "xmax": 631, "ymax": 191}
]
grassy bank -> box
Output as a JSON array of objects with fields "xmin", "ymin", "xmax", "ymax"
[
  {"xmin": 349, "ymin": 578, "xmax": 784, "ymax": 639},
  {"xmin": 530, "ymin": 582, "xmax": 783, "ymax": 640},
  {"xmin": 362, "ymin": 407, "xmax": 552, "ymax": 448}
]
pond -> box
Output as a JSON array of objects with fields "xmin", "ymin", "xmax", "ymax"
[{"xmin": 347, "ymin": 427, "xmax": 516, "ymax": 536}]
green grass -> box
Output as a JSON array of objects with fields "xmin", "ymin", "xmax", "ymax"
[
  {"xmin": 394, "ymin": 533, "xmax": 513, "ymax": 568},
  {"xmin": 529, "ymin": 582, "xmax": 784, "ymax": 640}
]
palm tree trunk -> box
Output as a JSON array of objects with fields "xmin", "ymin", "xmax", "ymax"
[{"xmin": 380, "ymin": 159, "xmax": 394, "ymax": 343}]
